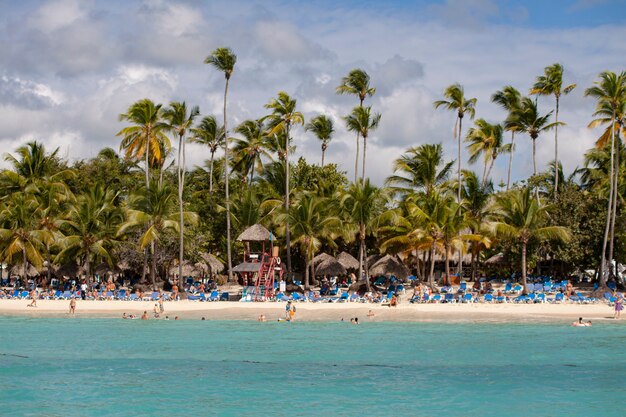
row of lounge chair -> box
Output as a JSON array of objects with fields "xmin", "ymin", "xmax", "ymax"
[
  {"xmin": 410, "ymin": 291, "xmax": 601, "ymax": 304},
  {"xmin": 0, "ymin": 289, "xmax": 231, "ymax": 302}
]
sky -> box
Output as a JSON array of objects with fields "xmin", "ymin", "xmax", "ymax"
[{"xmin": 0, "ymin": 0, "xmax": 625, "ymax": 187}]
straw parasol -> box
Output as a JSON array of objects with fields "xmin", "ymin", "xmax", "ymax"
[
  {"xmin": 200, "ymin": 253, "xmax": 224, "ymax": 274},
  {"xmin": 312, "ymin": 252, "xmax": 334, "ymax": 266},
  {"xmin": 237, "ymin": 224, "xmax": 272, "ymax": 242},
  {"xmin": 94, "ymin": 262, "xmax": 121, "ymax": 276},
  {"xmin": 368, "ymin": 255, "xmax": 410, "ymax": 279},
  {"xmin": 55, "ymin": 262, "xmax": 85, "ymax": 278},
  {"xmin": 314, "ymin": 257, "xmax": 347, "ymax": 276},
  {"xmin": 9, "ymin": 263, "xmax": 40, "ymax": 277},
  {"xmin": 169, "ymin": 261, "xmax": 202, "ymax": 277},
  {"xmin": 336, "ymin": 251, "xmax": 359, "ymax": 270},
  {"xmin": 485, "ymin": 252, "xmax": 506, "ymax": 265},
  {"xmin": 366, "ymin": 254, "xmax": 382, "ymax": 267}
]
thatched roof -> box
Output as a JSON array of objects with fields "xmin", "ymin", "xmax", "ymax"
[
  {"xmin": 56, "ymin": 262, "xmax": 85, "ymax": 278},
  {"xmin": 336, "ymin": 251, "xmax": 359, "ymax": 270},
  {"xmin": 313, "ymin": 253, "xmax": 334, "ymax": 266},
  {"xmin": 366, "ymin": 254, "xmax": 382, "ymax": 267},
  {"xmin": 237, "ymin": 224, "xmax": 272, "ymax": 242},
  {"xmin": 433, "ymin": 252, "xmax": 472, "ymax": 264},
  {"xmin": 232, "ymin": 262, "xmax": 262, "ymax": 273},
  {"xmin": 169, "ymin": 261, "xmax": 203, "ymax": 277},
  {"xmin": 315, "ymin": 257, "xmax": 346, "ymax": 276},
  {"xmin": 368, "ymin": 255, "xmax": 410, "ymax": 279},
  {"xmin": 9, "ymin": 263, "xmax": 40, "ymax": 277},
  {"xmin": 94, "ymin": 263, "xmax": 121, "ymax": 275},
  {"xmin": 485, "ymin": 252, "xmax": 506, "ymax": 265},
  {"xmin": 200, "ymin": 253, "xmax": 224, "ymax": 273}
]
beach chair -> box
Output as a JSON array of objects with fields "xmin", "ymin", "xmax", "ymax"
[
  {"xmin": 483, "ymin": 294, "xmax": 494, "ymax": 303},
  {"xmin": 208, "ymin": 290, "xmax": 219, "ymax": 301},
  {"xmin": 117, "ymin": 289, "xmax": 128, "ymax": 300},
  {"xmin": 128, "ymin": 294, "xmax": 138, "ymax": 301},
  {"xmin": 459, "ymin": 282, "xmax": 467, "ymax": 293},
  {"xmin": 187, "ymin": 294, "xmax": 201, "ymax": 301},
  {"xmin": 461, "ymin": 293, "xmax": 474, "ymax": 303},
  {"xmin": 219, "ymin": 292, "xmax": 229, "ymax": 301},
  {"xmin": 495, "ymin": 294, "xmax": 506, "ymax": 303},
  {"xmin": 444, "ymin": 293, "xmax": 456, "ymax": 303},
  {"xmin": 292, "ymin": 292, "xmax": 305, "ymax": 302},
  {"xmin": 534, "ymin": 283, "xmax": 543, "ymax": 293},
  {"xmin": 430, "ymin": 294, "xmax": 442, "ymax": 303},
  {"xmin": 576, "ymin": 292, "xmax": 595, "ymax": 304},
  {"xmin": 59, "ymin": 290, "xmax": 72, "ymax": 300},
  {"xmin": 348, "ymin": 293, "xmax": 361, "ymax": 302},
  {"xmin": 534, "ymin": 293, "xmax": 546, "ymax": 303},
  {"xmin": 548, "ymin": 293, "xmax": 564, "ymax": 304},
  {"xmin": 276, "ymin": 293, "xmax": 289, "ymax": 302},
  {"xmin": 513, "ymin": 294, "xmax": 530, "ymax": 303},
  {"xmin": 504, "ymin": 283, "xmax": 513, "ymax": 293}
]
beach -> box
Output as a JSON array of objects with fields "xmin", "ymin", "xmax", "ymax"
[{"xmin": 0, "ymin": 298, "xmax": 619, "ymax": 323}]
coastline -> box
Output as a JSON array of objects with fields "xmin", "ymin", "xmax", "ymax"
[{"xmin": 0, "ymin": 299, "xmax": 620, "ymax": 323}]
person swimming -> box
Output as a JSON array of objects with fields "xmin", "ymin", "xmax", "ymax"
[{"xmin": 572, "ymin": 317, "xmax": 592, "ymax": 327}]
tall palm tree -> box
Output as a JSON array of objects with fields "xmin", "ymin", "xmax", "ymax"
[
  {"xmin": 205, "ymin": 47, "xmax": 237, "ymax": 282},
  {"xmin": 584, "ymin": 70, "xmax": 626, "ymax": 286},
  {"xmin": 264, "ymin": 92, "xmax": 305, "ymax": 276},
  {"xmin": 305, "ymin": 115, "xmax": 334, "ymax": 167},
  {"xmin": 117, "ymin": 99, "xmax": 169, "ymax": 189},
  {"xmin": 341, "ymin": 179, "xmax": 385, "ymax": 290},
  {"xmin": 465, "ymin": 119, "xmax": 510, "ymax": 186},
  {"xmin": 232, "ymin": 119, "xmax": 272, "ymax": 184},
  {"xmin": 506, "ymin": 97, "xmax": 561, "ymax": 178},
  {"xmin": 336, "ymin": 69, "xmax": 376, "ymax": 181},
  {"xmin": 344, "ymin": 106, "xmax": 381, "ymax": 180},
  {"xmin": 492, "ymin": 86, "xmax": 522, "ymax": 190},
  {"xmin": 190, "ymin": 115, "xmax": 224, "ymax": 194},
  {"xmin": 57, "ymin": 185, "xmax": 123, "ymax": 282},
  {"xmin": 493, "ymin": 188, "xmax": 570, "ymax": 292},
  {"xmin": 277, "ymin": 193, "xmax": 340, "ymax": 289},
  {"xmin": 531, "ymin": 63, "xmax": 577, "ymax": 194},
  {"xmin": 434, "ymin": 83, "xmax": 477, "ymax": 202},
  {"xmin": 119, "ymin": 181, "xmax": 198, "ymax": 288},
  {"xmin": 162, "ymin": 101, "xmax": 200, "ymax": 288},
  {"xmin": 386, "ymin": 143, "xmax": 453, "ymax": 198}
]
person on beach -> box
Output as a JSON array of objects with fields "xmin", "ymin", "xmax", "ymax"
[
  {"xmin": 614, "ymin": 294, "xmax": 623, "ymax": 319},
  {"xmin": 122, "ymin": 313, "xmax": 128, "ymax": 319},
  {"xmin": 258, "ymin": 314, "xmax": 266, "ymax": 322},
  {"xmin": 572, "ymin": 317, "xmax": 592, "ymax": 327},
  {"xmin": 367, "ymin": 310, "xmax": 375, "ymax": 318},
  {"xmin": 285, "ymin": 300, "xmax": 292, "ymax": 320},
  {"xmin": 69, "ymin": 298, "xmax": 76, "ymax": 315},
  {"xmin": 141, "ymin": 311, "xmax": 148, "ymax": 320},
  {"xmin": 153, "ymin": 303, "xmax": 160, "ymax": 318},
  {"xmin": 27, "ymin": 289, "xmax": 37, "ymax": 307}
]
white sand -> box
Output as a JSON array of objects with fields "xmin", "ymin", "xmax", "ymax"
[{"xmin": 0, "ymin": 298, "xmax": 620, "ymax": 323}]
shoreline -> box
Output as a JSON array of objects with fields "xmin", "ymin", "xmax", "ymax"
[{"xmin": 0, "ymin": 299, "xmax": 621, "ymax": 323}]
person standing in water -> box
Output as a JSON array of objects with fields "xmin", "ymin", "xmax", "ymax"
[
  {"xmin": 614, "ymin": 293, "xmax": 623, "ymax": 319},
  {"xmin": 69, "ymin": 298, "xmax": 76, "ymax": 315}
]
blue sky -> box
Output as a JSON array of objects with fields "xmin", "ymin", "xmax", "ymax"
[{"xmin": 0, "ymin": 0, "xmax": 624, "ymax": 185}]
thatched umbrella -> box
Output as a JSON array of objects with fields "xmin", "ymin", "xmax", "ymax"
[
  {"xmin": 368, "ymin": 255, "xmax": 410, "ymax": 280},
  {"xmin": 9, "ymin": 263, "xmax": 39, "ymax": 277},
  {"xmin": 200, "ymin": 253, "xmax": 224, "ymax": 274},
  {"xmin": 366, "ymin": 254, "xmax": 382, "ymax": 267},
  {"xmin": 312, "ymin": 252, "xmax": 334, "ymax": 266},
  {"xmin": 94, "ymin": 262, "xmax": 121, "ymax": 276},
  {"xmin": 485, "ymin": 253, "xmax": 506, "ymax": 265},
  {"xmin": 315, "ymin": 257, "xmax": 347, "ymax": 276},
  {"xmin": 56, "ymin": 262, "xmax": 85, "ymax": 278},
  {"xmin": 336, "ymin": 251, "xmax": 359, "ymax": 270},
  {"xmin": 169, "ymin": 261, "xmax": 202, "ymax": 277},
  {"xmin": 237, "ymin": 224, "xmax": 271, "ymax": 242}
]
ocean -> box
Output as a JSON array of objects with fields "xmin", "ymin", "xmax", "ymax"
[{"xmin": 1, "ymin": 317, "xmax": 624, "ymax": 416}]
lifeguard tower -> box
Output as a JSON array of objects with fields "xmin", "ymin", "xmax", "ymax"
[{"xmin": 233, "ymin": 224, "xmax": 283, "ymax": 301}]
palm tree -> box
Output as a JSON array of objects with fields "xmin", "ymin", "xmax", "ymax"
[
  {"xmin": 161, "ymin": 101, "xmax": 200, "ymax": 289},
  {"xmin": 336, "ymin": 69, "xmax": 376, "ymax": 181},
  {"xmin": 506, "ymin": 97, "xmax": 561, "ymax": 178},
  {"xmin": 492, "ymin": 86, "xmax": 522, "ymax": 190},
  {"xmin": 341, "ymin": 179, "xmax": 385, "ymax": 290},
  {"xmin": 278, "ymin": 193, "xmax": 340, "ymax": 289},
  {"xmin": 584, "ymin": 70, "xmax": 626, "ymax": 286},
  {"xmin": 119, "ymin": 181, "xmax": 198, "ymax": 288},
  {"xmin": 465, "ymin": 119, "xmax": 510, "ymax": 186},
  {"xmin": 434, "ymin": 83, "xmax": 477, "ymax": 202},
  {"xmin": 232, "ymin": 119, "xmax": 272, "ymax": 184},
  {"xmin": 264, "ymin": 92, "xmax": 305, "ymax": 276},
  {"xmin": 531, "ymin": 63, "xmax": 576, "ymax": 194},
  {"xmin": 117, "ymin": 99, "xmax": 169, "ymax": 189},
  {"xmin": 344, "ymin": 106, "xmax": 381, "ymax": 180},
  {"xmin": 305, "ymin": 115, "xmax": 334, "ymax": 167},
  {"xmin": 205, "ymin": 47, "xmax": 237, "ymax": 282},
  {"xmin": 493, "ymin": 188, "xmax": 570, "ymax": 292},
  {"xmin": 57, "ymin": 185, "xmax": 123, "ymax": 282},
  {"xmin": 190, "ymin": 115, "xmax": 224, "ymax": 194},
  {"xmin": 386, "ymin": 143, "xmax": 453, "ymax": 198}
]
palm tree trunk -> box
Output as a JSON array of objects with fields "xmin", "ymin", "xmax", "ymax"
[
  {"xmin": 145, "ymin": 126, "xmax": 151, "ymax": 189},
  {"xmin": 304, "ymin": 246, "xmax": 311, "ymax": 290},
  {"xmin": 457, "ymin": 116, "xmax": 463, "ymax": 203},
  {"xmin": 444, "ymin": 243, "xmax": 450, "ymax": 285},
  {"xmin": 85, "ymin": 252, "xmax": 91, "ymax": 285},
  {"xmin": 485, "ymin": 159, "xmax": 495, "ymax": 186},
  {"xmin": 532, "ymin": 138, "xmax": 537, "ymax": 177},
  {"xmin": 209, "ymin": 151, "xmax": 215, "ymax": 193},
  {"xmin": 554, "ymin": 96, "xmax": 560, "ymax": 195},
  {"xmin": 321, "ymin": 147, "xmax": 325, "ymax": 167},
  {"xmin": 23, "ymin": 246, "xmax": 27, "ymax": 287},
  {"xmin": 362, "ymin": 134, "xmax": 367, "ymax": 180},
  {"xmin": 428, "ymin": 242, "xmax": 436, "ymax": 288},
  {"xmin": 354, "ymin": 132, "xmax": 360, "ymax": 183},
  {"xmin": 223, "ymin": 78, "xmax": 233, "ymax": 282},
  {"xmin": 471, "ymin": 250, "xmax": 477, "ymax": 282},
  {"xmin": 285, "ymin": 126, "xmax": 292, "ymax": 277},
  {"xmin": 364, "ymin": 240, "xmax": 370, "ymax": 291},
  {"xmin": 178, "ymin": 133, "xmax": 184, "ymax": 287},
  {"xmin": 422, "ymin": 250, "xmax": 427, "ymax": 282},
  {"xmin": 521, "ymin": 240, "xmax": 527, "ymax": 295},
  {"xmin": 609, "ymin": 133, "xmax": 620, "ymax": 278},
  {"xmin": 481, "ymin": 160, "xmax": 488, "ymax": 187},
  {"xmin": 150, "ymin": 241, "xmax": 157, "ymax": 290},
  {"xmin": 415, "ymin": 249, "xmax": 421, "ymax": 280},
  {"xmin": 599, "ymin": 110, "xmax": 616, "ymax": 288},
  {"xmin": 507, "ymin": 132, "xmax": 515, "ymax": 191},
  {"xmin": 141, "ymin": 248, "xmax": 148, "ymax": 282}
]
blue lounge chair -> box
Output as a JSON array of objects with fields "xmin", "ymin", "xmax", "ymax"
[
  {"xmin": 60, "ymin": 290, "xmax": 72, "ymax": 300},
  {"xmin": 117, "ymin": 289, "xmax": 127, "ymax": 300},
  {"xmin": 208, "ymin": 291, "xmax": 219, "ymax": 301},
  {"xmin": 461, "ymin": 293, "xmax": 474, "ymax": 303},
  {"xmin": 504, "ymin": 283, "xmax": 513, "ymax": 293},
  {"xmin": 483, "ymin": 294, "xmax": 494, "ymax": 303},
  {"xmin": 187, "ymin": 294, "xmax": 201, "ymax": 301},
  {"xmin": 459, "ymin": 282, "xmax": 467, "ymax": 293},
  {"xmin": 430, "ymin": 294, "xmax": 442, "ymax": 303},
  {"xmin": 534, "ymin": 293, "xmax": 546, "ymax": 303},
  {"xmin": 548, "ymin": 293, "xmax": 564, "ymax": 304},
  {"xmin": 292, "ymin": 292, "xmax": 305, "ymax": 302},
  {"xmin": 219, "ymin": 292, "xmax": 229, "ymax": 301},
  {"xmin": 53, "ymin": 290, "xmax": 63, "ymax": 299},
  {"xmin": 129, "ymin": 294, "xmax": 138, "ymax": 301},
  {"xmin": 444, "ymin": 293, "xmax": 456, "ymax": 303}
]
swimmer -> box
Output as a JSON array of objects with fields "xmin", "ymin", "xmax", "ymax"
[
  {"xmin": 572, "ymin": 317, "xmax": 592, "ymax": 327},
  {"xmin": 201, "ymin": 317, "xmax": 206, "ymax": 321},
  {"xmin": 141, "ymin": 311, "xmax": 148, "ymax": 320},
  {"xmin": 367, "ymin": 310, "xmax": 374, "ymax": 317},
  {"xmin": 258, "ymin": 314, "xmax": 266, "ymax": 322},
  {"xmin": 122, "ymin": 312, "xmax": 128, "ymax": 319}
]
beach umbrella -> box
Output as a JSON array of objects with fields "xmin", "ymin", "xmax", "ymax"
[
  {"xmin": 9, "ymin": 263, "xmax": 39, "ymax": 277},
  {"xmin": 200, "ymin": 253, "xmax": 225, "ymax": 274},
  {"xmin": 336, "ymin": 251, "xmax": 359, "ymax": 270},
  {"xmin": 312, "ymin": 252, "xmax": 334, "ymax": 266},
  {"xmin": 236, "ymin": 224, "xmax": 272, "ymax": 242},
  {"xmin": 169, "ymin": 261, "xmax": 202, "ymax": 277},
  {"xmin": 55, "ymin": 262, "xmax": 85, "ymax": 278},
  {"xmin": 93, "ymin": 262, "xmax": 121, "ymax": 276},
  {"xmin": 368, "ymin": 255, "xmax": 410, "ymax": 280},
  {"xmin": 485, "ymin": 253, "xmax": 506, "ymax": 265},
  {"xmin": 366, "ymin": 254, "xmax": 382, "ymax": 267},
  {"xmin": 314, "ymin": 257, "xmax": 347, "ymax": 276}
]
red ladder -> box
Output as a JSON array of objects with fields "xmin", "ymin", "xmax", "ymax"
[{"xmin": 254, "ymin": 256, "xmax": 276, "ymax": 301}]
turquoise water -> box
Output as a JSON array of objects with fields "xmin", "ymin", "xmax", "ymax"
[{"xmin": 1, "ymin": 317, "xmax": 625, "ymax": 416}]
